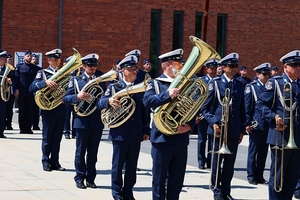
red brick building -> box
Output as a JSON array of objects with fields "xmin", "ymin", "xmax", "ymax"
[{"xmin": 1, "ymin": 0, "xmax": 300, "ymax": 78}]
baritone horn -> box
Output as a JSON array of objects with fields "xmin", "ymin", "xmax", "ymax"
[
  {"xmin": 0, "ymin": 63, "xmax": 15, "ymax": 102},
  {"xmin": 35, "ymin": 48, "xmax": 82, "ymax": 110},
  {"xmin": 273, "ymin": 82, "xmax": 297, "ymax": 193},
  {"xmin": 153, "ymin": 36, "xmax": 221, "ymax": 135},
  {"xmin": 209, "ymin": 88, "xmax": 232, "ymax": 190}
]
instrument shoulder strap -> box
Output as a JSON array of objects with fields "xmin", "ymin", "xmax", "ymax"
[
  {"xmin": 273, "ymin": 79, "xmax": 296, "ymax": 111},
  {"xmin": 214, "ymin": 79, "xmax": 231, "ymax": 106},
  {"xmin": 153, "ymin": 79, "xmax": 160, "ymax": 95}
]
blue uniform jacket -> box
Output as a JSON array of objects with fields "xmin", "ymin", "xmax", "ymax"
[
  {"xmin": 256, "ymin": 73, "xmax": 300, "ymax": 146},
  {"xmin": 244, "ymin": 80, "xmax": 269, "ymax": 131},
  {"xmin": 63, "ymin": 70, "xmax": 106, "ymax": 130},
  {"xmin": 201, "ymin": 75, "xmax": 246, "ymax": 139},
  {"xmin": 29, "ymin": 66, "xmax": 66, "ymax": 116},
  {"xmin": 143, "ymin": 74, "xmax": 195, "ymax": 145},
  {"xmin": 14, "ymin": 63, "xmax": 40, "ymax": 96},
  {"xmin": 97, "ymin": 78, "xmax": 150, "ymax": 142}
]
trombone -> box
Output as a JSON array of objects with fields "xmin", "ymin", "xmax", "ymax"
[
  {"xmin": 209, "ymin": 88, "xmax": 232, "ymax": 190},
  {"xmin": 273, "ymin": 82, "xmax": 297, "ymax": 192}
]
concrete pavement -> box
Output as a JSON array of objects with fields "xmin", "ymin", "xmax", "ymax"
[{"xmin": 0, "ymin": 118, "xmax": 274, "ymax": 200}]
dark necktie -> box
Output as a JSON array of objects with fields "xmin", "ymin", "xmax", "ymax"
[{"xmin": 89, "ymin": 76, "xmax": 93, "ymax": 80}]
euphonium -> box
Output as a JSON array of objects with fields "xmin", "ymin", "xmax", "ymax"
[
  {"xmin": 74, "ymin": 69, "xmax": 118, "ymax": 117},
  {"xmin": 0, "ymin": 63, "xmax": 15, "ymax": 102},
  {"xmin": 153, "ymin": 36, "xmax": 221, "ymax": 135},
  {"xmin": 101, "ymin": 74, "xmax": 151, "ymax": 128},
  {"xmin": 35, "ymin": 48, "xmax": 82, "ymax": 110}
]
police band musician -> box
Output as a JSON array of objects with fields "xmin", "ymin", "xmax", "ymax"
[
  {"xmin": 29, "ymin": 49, "xmax": 66, "ymax": 172},
  {"xmin": 201, "ymin": 52, "xmax": 246, "ymax": 200},
  {"xmin": 63, "ymin": 53, "xmax": 105, "ymax": 189},
  {"xmin": 97, "ymin": 55, "xmax": 150, "ymax": 200},
  {"xmin": 256, "ymin": 50, "xmax": 300, "ymax": 200},
  {"xmin": 143, "ymin": 49, "xmax": 194, "ymax": 200}
]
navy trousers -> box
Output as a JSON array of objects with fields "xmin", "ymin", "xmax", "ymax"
[
  {"xmin": 197, "ymin": 119, "xmax": 212, "ymax": 167},
  {"xmin": 268, "ymin": 147, "xmax": 300, "ymax": 200},
  {"xmin": 247, "ymin": 130, "xmax": 269, "ymax": 180},
  {"xmin": 151, "ymin": 142, "xmax": 188, "ymax": 200},
  {"xmin": 0, "ymin": 100, "xmax": 7, "ymax": 136},
  {"xmin": 18, "ymin": 95, "xmax": 35, "ymax": 132},
  {"xmin": 74, "ymin": 128, "xmax": 102, "ymax": 183},
  {"xmin": 111, "ymin": 140, "xmax": 141, "ymax": 199}
]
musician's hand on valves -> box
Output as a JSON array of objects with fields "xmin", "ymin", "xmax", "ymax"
[
  {"xmin": 169, "ymin": 88, "xmax": 180, "ymax": 98},
  {"xmin": 177, "ymin": 124, "xmax": 191, "ymax": 134},
  {"xmin": 109, "ymin": 97, "xmax": 121, "ymax": 108},
  {"xmin": 143, "ymin": 134, "xmax": 149, "ymax": 141},
  {"xmin": 77, "ymin": 91, "xmax": 91, "ymax": 101},
  {"xmin": 5, "ymin": 77, "xmax": 12, "ymax": 85},
  {"xmin": 45, "ymin": 80, "xmax": 58, "ymax": 89},
  {"xmin": 275, "ymin": 115, "xmax": 286, "ymax": 131},
  {"xmin": 213, "ymin": 124, "xmax": 221, "ymax": 137}
]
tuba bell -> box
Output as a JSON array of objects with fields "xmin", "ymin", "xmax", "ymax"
[
  {"xmin": 101, "ymin": 74, "xmax": 151, "ymax": 128},
  {"xmin": 35, "ymin": 48, "xmax": 82, "ymax": 110},
  {"xmin": 74, "ymin": 69, "xmax": 118, "ymax": 117},
  {"xmin": 0, "ymin": 63, "xmax": 15, "ymax": 102},
  {"xmin": 153, "ymin": 36, "xmax": 221, "ymax": 135}
]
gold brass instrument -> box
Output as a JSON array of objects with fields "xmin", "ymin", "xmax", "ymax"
[
  {"xmin": 101, "ymin": 74, "xmax": 151, "ymax": 128},
  {"xmin": 209, "ymin": 88, "xmax": 232, "ymax": 189},
  {"xmin": 74, "ymin": 69, "xmax": 118, "ymax": 117},
  {"xmin": 273, "ymin": 82, "xmax": 297, "ymax": 192},
  {"xmin": 35, "ymin": 48, "xmax": 82, "ymax": 110},
  {"xmin": 153, "ymin": 36, "xmax": 221, "ymax": 135},
  {"xmin": 0, "ymin": 63, "xmax": 15, "ymax": 102}
]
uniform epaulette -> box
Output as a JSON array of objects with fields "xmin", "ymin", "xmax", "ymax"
[
  {"xmin": 272, "ymin": 75, "xmax": 282, "ymax": 80},
  {"xmin": 212, "ymin": 76, "xmax": 221, "ymax": 81},
  {"xmin": 250, "ymin": 81, "xmax": 256, "ymax": 85}
]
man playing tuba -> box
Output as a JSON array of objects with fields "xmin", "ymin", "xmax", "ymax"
[
  {"xmin": 97, "ymin": 55, "xmax": 149, "ymax": 200},
  {"xmin": 143, "ymin": 49, "xmax": 194, "ymax": 200}
]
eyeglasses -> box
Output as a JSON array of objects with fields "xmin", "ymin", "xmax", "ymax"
[
  {"xmin": 87, "ymin": 64, "xmax": 98, "ymax": 67},
  {"xmin": 227, "ymin": 64, "xmax": 238, "ymax": 68},
  {"xmin": 287, "ymin": 63, "xmax": 300, "ymax": 67}
]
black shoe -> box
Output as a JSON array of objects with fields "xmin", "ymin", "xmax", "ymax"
[
  {"xmin": 294, "ymin": 191, "xmax": 300, "ymax": 199},
  {"xmin": 198, "ymin": 164, "xmax": 206, "ymax": 170},
  {"xmin": 64, "ymin": 134, "xmax": 71, "ymax": 139},
  {"xmin": 0, "ymin": 134, "xmax": 7, "ymax": 138},
  {"xmin": 86, "ymin": 181, "xmax": 97, "ymax": 188},
  {"xmin": 256, "ymin": 178, "xmax": 268, "ymax": 184},
  {"xmin": 224, "ymin": 194, "xmax": 236, "ymax": 200},
  {"xmin": 72, "ymin": 135, "xmax": 76, "ymax": 139},
  {"xmin": 76, "ymin": 181, "xmax": 86, "ymax": 189},
  {"xmin": 248, "ymin": 178, "xmax": 258, "ymax": 185},
  {"xmin": 51, "ymin": 165, "xmax": 65, "ymax": 171},
  {"xmin": 123, "ymin": 198, "xmax": 135, "ymax": 200},
  {"xmin": 214, "ymin": 194, "xmax": 225, "ymax": 200},
  {"xmin": 136, "ymin": 167, "xmax": 140, "ymax": 171},
  {"xmin": 20, "ymin": 130, "xmax": 33, "ymax": 134},
  {"xmin": 32, "ymin": 127, "xmax": 40, "ymax": 130},
  {"xmin": 113, "ymin": 196, "xmax": 123, "ymax": 200},
  {"xmin": 43, "ymin": 164, "xmax": 52, "ymax": 172},
  {"xmin": 6, "ymin": 126, "xmax": 13, "ymax": 130}
]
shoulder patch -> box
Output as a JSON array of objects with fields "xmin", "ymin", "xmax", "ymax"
[
  {"xmin": 265, "ymin": 80, "xmax": 273, "ymax": 90},
  {"xmin": 104, "ymin": 88, "xmax": 111, "ymax": 96},
  {"xmin": 245, "ymin": 86, "xmax": 251, "ymax": 93},
  {"xmin": 208, "ymin": 83, "xmax": 213, "ymax": 91},
  {"xmin": 35, "ymin": 71, "xmax": 42, "ymax": 79},
  {"xmin": 146, "ymin": 82, "xmax": 153, "ymax": 91},
  {"xmin": 68, "ymin": 79, "xmax": 73, "ymax": 88}
]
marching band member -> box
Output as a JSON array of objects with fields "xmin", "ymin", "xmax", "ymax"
[
  {"xmin": 197, "ymin": 58, "xmax": 219, "ymax": 169},
  {"xmin": 256, "ymin": 50, "xmax": 300, "ymax": 200},
  {"xmin": 97, "ymin": 55, "xmax": 149, "ymax": 200},
  {"xmin": 143, "ymin": 49, "xmax": 194, "ymax": 200},
  {"xmin": 63, "ymin": 53, "xmax": 105, "ymax": 189},
  {"xmin": 201, "ymin": 53, "xmax": 246, "ymax": 200},
  {"xmin": 245, "ymin": 63, "xmax": 271, "ymax": 185},
  {"xmin": 29, "ymin": 49, "xmax": 66, "ymax": 172},
  {"xmin": 0, "ymin": 50, "xmax": 12, "ymax": 138}
]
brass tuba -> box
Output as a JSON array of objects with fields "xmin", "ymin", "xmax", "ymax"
[
  {"xmin": 0, "ymin": 63, "xmax": 15, "ymax": 102},
  {"xmin": 74, "ymin": 69, "xmax": 118, "ymax": 117},
  {"xmin": 101, "ymin": 74, "xmax": 151, "ymax": 128},
  {"xmin": 153, "ymin": 36, "xmax": 221, "ymax": 135},
  {"xmin": 35, "ymin": 48, "xmax": 82, "ymax": 110}
]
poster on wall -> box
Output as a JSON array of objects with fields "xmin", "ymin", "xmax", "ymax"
[{"xmin": 14, "ymin": 52, "xmax": 43, "ymax": 68}]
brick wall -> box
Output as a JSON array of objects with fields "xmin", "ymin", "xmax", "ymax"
[{"xmin": 2, "ymin": 0, "xmax": 300, "ymax": 78}]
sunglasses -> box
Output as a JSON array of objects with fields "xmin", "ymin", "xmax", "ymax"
[
  {"xmin": 227, "ymin": 64, "xmax": 239, "ymax": 68},
  {"xmin": 125, "ymin": 67, "xmax": 138, "ymax": 72},
  {"xmin": 87, "ymin": 64, "xmax": 98, "ymax": 67},
  {"xmin": 261, "ymin": 73, "xmax": 270, "ymax": 76},
  {"xmin": 287, "ymin": 63, "xmax": 300, "ymax": 67}
]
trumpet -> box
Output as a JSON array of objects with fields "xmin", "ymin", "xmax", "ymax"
[
  {"xmin": 209, "ymin": 88, "xmax": 232, "ymax": 190},
  {"xmin": 273, "ymin": 82, "xmax": 297, "ymax": 192}
]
